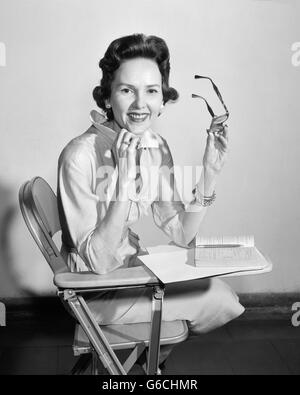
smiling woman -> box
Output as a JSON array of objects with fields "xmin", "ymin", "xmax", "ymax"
[{"xmin": 56, "ymin": 33, "xmax": 244, "ymax": 360}]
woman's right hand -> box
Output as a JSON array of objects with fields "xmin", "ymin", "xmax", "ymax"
[{"xmin": 113, "ymin": 128, "xmax": 140, "ymax": 196}]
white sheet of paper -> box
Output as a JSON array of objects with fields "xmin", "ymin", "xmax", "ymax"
[{"xmin": 139, "ymin": 245, "xmax": 267, "ymax": 284}]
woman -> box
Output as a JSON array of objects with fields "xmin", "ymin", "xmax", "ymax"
[{"xmin": 57, "ymin": 34, "xmax": 244, "ymax": 341}]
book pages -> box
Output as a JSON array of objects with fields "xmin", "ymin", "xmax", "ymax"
[
  {"xmin": 195, "ymin": 246, "xmax": 266, "ymax": 269},
  {"xmin": 196, "ymin": 235, "xmax": 254, "ymax": 247}
]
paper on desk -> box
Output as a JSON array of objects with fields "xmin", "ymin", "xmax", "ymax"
[
  {"xmin": 146, "ymin": 244, "xmax": 184, "ymax": 255},
  {"xmin": 139, "ymin": 245, "xmax": 262, "ymax": 284}
]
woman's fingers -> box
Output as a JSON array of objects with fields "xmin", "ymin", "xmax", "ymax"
[
  {"xmin": 205, "ymin": 124, "xmax": 229, "ymax": 153},
  {"xmin": 206, "ymin": 131, "xmax": 215, "ymax": 148},
  {"xmin": 127, "ymin": 137, "xmax": 140, "ymax": 180},
  {"xmin": 208, "ymin": 124, "xmax": 229, "ymax": 141},
  {"xmin": 118, "ymin": 130, "xmax": 138, "ymax": 158},
  {"xmin": 117, "ymin": 129, "xmax": 136, "ymax": 149},
  {"xmin": 222, "ymin": 125, "xmax": 229, "ymax": 141},
  {"xmin": 116, "ymin": 128, "xmax": 128, "ymax": 151},
  {"xmin": 216, "ymin": 135, "xmax": 228, "ymax": 153}
]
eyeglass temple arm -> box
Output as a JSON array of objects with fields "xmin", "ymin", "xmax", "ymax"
[
  {"xmin": 194, "ymin": 75, "xmax": 229, "ymax": 115},
  {"xmin": 191, "ymin": 94, "xmax": 215, "ymax": 118}
]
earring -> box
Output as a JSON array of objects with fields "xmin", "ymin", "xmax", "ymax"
[
  {"xmin": 158, "ymin": 103, "xmax": 164, "ymax": 116},
  {"xmin": 106, "ymin": 103, "xmax": 111, "ymax": 109}
]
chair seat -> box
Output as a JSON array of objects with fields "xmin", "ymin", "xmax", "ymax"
[{"xmin": 73, "ymin": 320, "xmax": 188, "ymax": 355}]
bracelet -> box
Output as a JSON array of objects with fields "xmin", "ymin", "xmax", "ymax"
[{"xmin": 192, "ymin": 184, "xmax": 216, "ymax": 207}]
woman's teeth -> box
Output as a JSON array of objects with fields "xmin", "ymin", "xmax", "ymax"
[{"xmin": 128, "ymin": 113, "xmax": 149, "ymax": 122}]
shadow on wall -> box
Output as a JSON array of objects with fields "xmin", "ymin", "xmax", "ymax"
[{"xmin": 0, "ymin": 180, "xmax": 56, "ymax": 298}]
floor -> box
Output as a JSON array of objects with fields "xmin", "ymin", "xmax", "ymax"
[{"xmin": 0, "ymin": 303, "xmax": 299, "ymax": 376}]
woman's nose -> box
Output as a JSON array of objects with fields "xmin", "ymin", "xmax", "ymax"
[{"xmin": 133, "ymin": 92, "xmax": 147, "ymax": 109}]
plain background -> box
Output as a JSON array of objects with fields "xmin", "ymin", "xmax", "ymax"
[{"xmin": 0, "ymin": 0, "xmax": 299, "ymax": 297}]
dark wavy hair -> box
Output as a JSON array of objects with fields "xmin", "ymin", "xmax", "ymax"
[{"xmin": 93, "ymin": 34, "xmax": 179, "ymax": 121}]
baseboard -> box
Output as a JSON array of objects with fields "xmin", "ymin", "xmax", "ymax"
[
  {"xmin": 1, "ymin": 296, "xmax": 71, "ymax": 326},
  {"xmin": 1, "ymin": 293, "xmax": 299, "ymax": 324},
  {"xmin": 238, "ymin": 292, "xmax": 300, "ymax": 307},
  {"xmin": 238, "ymin": 293, "xmax": 299, "ymax": 320}
]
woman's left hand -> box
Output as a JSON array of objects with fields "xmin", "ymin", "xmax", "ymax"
[{"xmin": 202, "ymin": 122, "xmax": 229, "ymax": 176}]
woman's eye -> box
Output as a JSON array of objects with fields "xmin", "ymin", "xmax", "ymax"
[
  {"xmin": 120, "ymin": 88, "xmax": 132, "ymax": 94},
  {"xmin": 148, "ymin": 89, "xmax": 158, "ymax": 94}
]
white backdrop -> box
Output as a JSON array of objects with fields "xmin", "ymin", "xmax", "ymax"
[{"xmin": 0, "ymin": 0, "xmax": 299, "ymax": 297}]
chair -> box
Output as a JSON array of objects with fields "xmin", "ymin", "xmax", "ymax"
[{"xmin": 19, "ymin": 177, "xmax": 188, "ymax": 375}]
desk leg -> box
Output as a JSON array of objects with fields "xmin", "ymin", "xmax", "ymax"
[{"xmin": 147, "ymin": 285, "xmax": 164, "ymax": 375}]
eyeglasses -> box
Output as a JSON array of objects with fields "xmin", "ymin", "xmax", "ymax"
[{"xmin": 192, "ymin": 75, "xmax": 229, "ymax": 126}]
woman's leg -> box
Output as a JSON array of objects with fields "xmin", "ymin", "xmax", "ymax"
[
  {"xmin": 86, "ymin": 278, "xmax": 244, "ymax": 367},
  {"xmin": 112, "ymin": 278, "xmax": 244, "ymax": 334}
]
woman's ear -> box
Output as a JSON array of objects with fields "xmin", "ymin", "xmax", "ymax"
[{"xmin": 105, "ymin": 100, "xmax": 111, "ymax": 109}]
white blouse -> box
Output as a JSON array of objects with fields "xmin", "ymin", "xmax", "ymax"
[{"xmin": 57, "ymin": 110, "xmax": 197, "ymax": 274}]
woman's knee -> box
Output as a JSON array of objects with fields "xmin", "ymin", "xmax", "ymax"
[{"xmin": 188, "ymin": 279, "xmax": 245, "ymax": 334}]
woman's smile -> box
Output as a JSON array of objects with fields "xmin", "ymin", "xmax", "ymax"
[{"xmin": 127, "ymin": 112, "xmax": 150, "ymax": 123}]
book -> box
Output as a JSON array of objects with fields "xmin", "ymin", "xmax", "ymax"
[
  {"xmin": 195, "ymin": 234, "xmax": 268, "ymax": 270},
  {"xmin": 138, "ymin": 243, "xmax": 272, "ymax": 284}
]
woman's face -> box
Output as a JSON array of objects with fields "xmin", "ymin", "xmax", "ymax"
[{"xmin": 108, "ymin": 57, "xmax": 164, "ymax": 134}]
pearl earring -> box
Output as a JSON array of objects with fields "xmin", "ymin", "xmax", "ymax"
[
  {"xmin": 106, "ymin": 104, "xmax": 111, "ymax": 109},
  {"xmin": 158, "ymin": 104, "xmax": 164, "ymax": 116}
]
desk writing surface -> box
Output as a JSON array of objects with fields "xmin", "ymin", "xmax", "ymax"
[{"xmin": 139, "ymin": 245, "xmax": 272, "ymax": 284}]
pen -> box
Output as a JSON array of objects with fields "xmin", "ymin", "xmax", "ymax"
[{"xmin": 196, "ymin": 244, "xmax": 243, "ymax": 248}]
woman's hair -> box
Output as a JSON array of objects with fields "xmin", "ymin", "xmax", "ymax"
[{"xmin": 93, "ymin": 33, "xmax": 179, "ymax": 120}]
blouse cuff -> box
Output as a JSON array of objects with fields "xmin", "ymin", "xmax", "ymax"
[
  {"xmin": 81, "ymin": 232, "xmax": 124, "ymax": 274},
  {"xmin": 185, "ymin": 199, "xmax": 208, "ymax": 213}
]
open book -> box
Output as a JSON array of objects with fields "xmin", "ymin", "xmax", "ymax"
[
  {"xmin": 138, "ymin": 241, "xmax": 271, "ymax": 284},
  {"xmin": 195, "ymin": 235, "xmax": 268, "ymax": 270}
]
